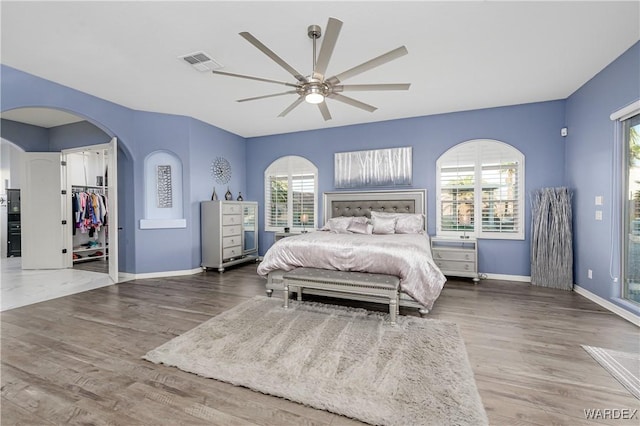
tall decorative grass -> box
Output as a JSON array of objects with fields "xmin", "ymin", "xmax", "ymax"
[{"xmin": 530, "ymin": 187, "xmax": 573, "ymax": 290}]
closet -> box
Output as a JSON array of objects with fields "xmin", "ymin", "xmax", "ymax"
[{"xmin": 66, "ymin": 150, "xmax": 109, "ymax": 266}]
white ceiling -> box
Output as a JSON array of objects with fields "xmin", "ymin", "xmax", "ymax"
[
  {"xmin": 1, "ymin": 107, "xmax": 85, "ymax": 128},
  {"xmin": 2, "ymin": 1, "xmax": 639, "ymax": 138}
]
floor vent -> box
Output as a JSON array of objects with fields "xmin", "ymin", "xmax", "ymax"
[{"xmin": 179, "ymin": 51, "xmax": 223, "ymax": 72}]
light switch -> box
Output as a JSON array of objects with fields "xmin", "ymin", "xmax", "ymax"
[
  {"xmin": 595, "ymin": 210, "xmax": 603, "ymax": 221},
  {"xmin": 595, "ymin": 195, "xmax": 603, "ymax": 205}
]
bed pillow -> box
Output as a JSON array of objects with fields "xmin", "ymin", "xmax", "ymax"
[
  {"xmin": 347, "ymin": 221, "xmax": 373, "ymax": 235},
  {"xmin": 321, "ymin": 216, "xmax": 353, "ymax": 233},
  {"xmin": 322, "ymin": 216, "xmax": 369, "ymax": 233},
  {"xmin": 371, "ymin": 211, "xmax": 425, "ymax": 234},
  {"xmin": 350, "ymin": 216, "xmax": 369, "ymax": 225},
  {"xmin": 372, "ymin": 216, "xmax": 397, "ymax": 234}
]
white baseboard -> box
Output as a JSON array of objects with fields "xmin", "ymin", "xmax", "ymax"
[
  {"xmin": 123, "ymin": 267, "xmax": 204, "ymax": 281},
  {"xmin": 482, "ymin": 273, "xmax": 531, "ymax": 283},
  {"xmin": 573, "ymin": 285, "xmax": 640, "ymax": 327}
]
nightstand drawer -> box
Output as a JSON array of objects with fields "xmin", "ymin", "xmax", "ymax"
[
  {"xmin": 432, "ymin": 249, "xmax": 475, "ymax": 262},
  {"xmin": 435, "ymin": 259, "xmax": 476, "ymax": 273},
  {"xmin": 222, "ymin": 214, "xmax": 241, "ymax": 226},
  {"xmin": 431, "ymin": 236, "xmax": 479, "ymax": 282}
]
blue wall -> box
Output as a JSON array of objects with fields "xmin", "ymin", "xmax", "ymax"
[
  {"xmin": 565, "ymin": 41, "xmax": 640, "ymax": 315},
  {"xmin": 1, "ymin": 65, "xmax": 247, "ymax": 274},
  {"xmin": 1, "ymin": 119, "xmax": 49, "ymax": 151},
  {"xmin": 49, "ymin": 120, "xmax": 112, "ymax": 151},
  {"xmin": 246, "ymin": 100, "xmax": 567, "ymax": 276}
]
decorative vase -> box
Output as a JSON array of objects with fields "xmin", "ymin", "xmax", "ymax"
[
  {"xmin": 237, "ymin": 192, "xmax": 243, "ymax": 201},
  {"xmin": 211, "ymin": 187, "xmax": 218, "ymax": 201},
  {"xmin": 225, "ymin": 187, "xmax": 232, "ymax": 200}
]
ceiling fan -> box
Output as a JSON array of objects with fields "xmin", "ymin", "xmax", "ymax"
[{"xmin": 212, "ymin": 17, "xmax": 410, "ymax": 121}]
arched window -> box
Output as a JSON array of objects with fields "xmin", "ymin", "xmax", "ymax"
[
  {"xmin": 264, "ymin": 156, "xmax": 318, "ymax": 232},
  {"xmin": 436, "ymin": 139, "xmax": 525, "ymax": 240}
]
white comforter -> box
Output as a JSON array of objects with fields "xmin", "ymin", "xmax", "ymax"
[{"xmin": 257, "ymin": 231, "xmax": 446, "ymax": 309}]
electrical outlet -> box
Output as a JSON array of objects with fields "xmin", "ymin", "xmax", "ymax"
[
  {"xmin": 595, "ymin": 210, "xmax": 603, "ymax": 220},
  {"xmin": 595, "ymin": 195, "xmax": 603, "ymax": 205},
  {"xmin": 588, "ymin": 269, "xmax": 593, "ymax": 279}
]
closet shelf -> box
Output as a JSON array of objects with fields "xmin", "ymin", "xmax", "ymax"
[
  {"xmin": 73, "ymin": 245, "xmax": 106, "ymax": 253},
  {"xmin": 73, "ymin": 254, "xmax": 107, "ymax": 263}
]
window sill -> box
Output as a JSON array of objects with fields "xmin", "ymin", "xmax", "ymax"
[{"xmin": 139, "ymin": 219, "xmax": 187, "ymax": 229}]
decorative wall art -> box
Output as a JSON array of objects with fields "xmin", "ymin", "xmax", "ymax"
[
  {"xmin": 211, "ymin": 157, "xmax": 232, "ymax": 184},
  {"xmin": 156, "ymin": 165, "xmax": 173, "ymax": 208},
  {"xmin": 334, "ymin": 147, "xmax": 412, "ymax": 188}
]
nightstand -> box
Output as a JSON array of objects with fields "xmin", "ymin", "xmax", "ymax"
[
  {"xmin": 274, "ymin": 232, "xmax": 300, "ymax": 242},
  {"xmin": 430, "ymin": 236, "xmax": 480, "ymax": 283}
]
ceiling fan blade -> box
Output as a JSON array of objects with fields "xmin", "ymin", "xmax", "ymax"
[
  {"xmin": 327, "ymin": 93, "xmax": 377, "ymax": 113},
  {"xmin": 278, "ymin": 96, "xmax": 305, "ymax": 117},
  {"xmin": 326, "ymin": 46, "xmax": 408, "ymax": 85},
  {"xmin": 237, "ymin": 91, "xmax": 298, "ymax": 103},
  {"xmin": 318, "ymin": 101, "xmax": 332, "ymax": 121},
  {"xmin": 313, "ymin": 17, "xmax": 343, "ymax": 80},
  {"xmin": 240, "ymin": 32, "xmax": 307, "ymax": 83},
  {"xmin": 333, "ymin": 83, "xmax": 411, "ymax": 92},
  {"xmin": 212, "ymin": 70, "xmax": 298, "ymax": 88}
]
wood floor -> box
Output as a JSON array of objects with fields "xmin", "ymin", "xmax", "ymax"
[
  {"xmin": 72, "ymin": 258, "xmax": 109, "ymax": 274},
  {"xmin": 2, "ymin": 263, "xmax": 638, "ymax": 425}
]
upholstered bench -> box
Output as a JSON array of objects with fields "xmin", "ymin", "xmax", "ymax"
[{"xmin": 282, "ymin": 268, "xmax": 401, "ymax": 324}]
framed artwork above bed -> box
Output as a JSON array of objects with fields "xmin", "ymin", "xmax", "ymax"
[
  {"xmin": 334, "ymin": 147, "xmax": 412, "ymax": 188},
  {"xmin": 323, "ymin": 189, "xmax": 426, "ymax": 229}
]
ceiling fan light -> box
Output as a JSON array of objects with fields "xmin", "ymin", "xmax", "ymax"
[{"xmin": 305, "ymin": 92, "xmax": 325, "ymax": 104}]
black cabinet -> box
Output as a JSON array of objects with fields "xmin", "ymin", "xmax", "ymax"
[{"xmin": 7, "ymin": 189, "xmax": 21, "ymax": 257}]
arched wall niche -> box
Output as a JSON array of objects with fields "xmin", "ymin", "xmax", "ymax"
[{"xmin": 140, "ymin": 149, "xmax": 186, "ymax": 229}]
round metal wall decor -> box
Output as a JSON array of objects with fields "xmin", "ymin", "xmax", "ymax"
[{"xmin": 211, "ymin": 157, "xmax": 231, "ymax": 184}]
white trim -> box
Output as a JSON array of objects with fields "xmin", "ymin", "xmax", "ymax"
[
  {"xmin": 482, "ymin": 273, "xmax": 530, "ymax": 282},
  {"xmin": 574, "ymin": 285, "xmax": 640, "ymax": 327},
  {"xmin": 127, "ymin": 267, "xmax": 203, "ymax": 280},
  {"xmin": 139, "ymin": 218, "xmax": 187, "ymax": 229},
  {"xmin": 610, "ymin": 100, "xmax": 640, "ymax": 121}
]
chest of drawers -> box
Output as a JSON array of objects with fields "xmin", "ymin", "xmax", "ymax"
[
  {"xmin": 201, "ymin": 200, "xmax": 258, "ymax": 272},
  {"xmin": 430, "ymin": 237, "xmax": 479, "ymax": 283}
]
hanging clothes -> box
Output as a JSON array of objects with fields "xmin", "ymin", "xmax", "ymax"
[{"xmin": 71, "ymin": 189, "xmax": 108, "ymax": 234}]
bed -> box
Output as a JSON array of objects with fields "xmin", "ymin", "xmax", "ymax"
[{"xmin": 256, "ymin": 189, "xmax": 446, "ymax": 314}]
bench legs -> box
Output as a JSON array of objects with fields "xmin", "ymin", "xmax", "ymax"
[
  {"xmin": 389, "ymin": 296, "xmax": 397, "ymax": 325},
  {"xmin": 281, "ymin": 281, "xmax": 401, "ymax": 324},
  {"xmin": 283, "ymin": 284, "xmax": 289, "ymax": 309}
]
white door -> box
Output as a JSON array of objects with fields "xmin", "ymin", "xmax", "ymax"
[
  {"xmin": 63, "ymin": 137, "xmax": 118, "ymax": 282},
  {"xmin": 20, "ymin": 152, "xmax": 66, "ymax": 269}
]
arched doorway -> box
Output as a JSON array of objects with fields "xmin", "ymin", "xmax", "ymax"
[{"xmin": 0, "ymin": 107, "xmax": 134, "ymax": 310}]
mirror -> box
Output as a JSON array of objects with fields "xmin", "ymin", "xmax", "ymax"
[{"xmin": 243, "ymin": 205, "xmax": 257, "ymax": 253}]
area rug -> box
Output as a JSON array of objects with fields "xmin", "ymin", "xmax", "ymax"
[
  {"xmin": 582, "ymin": 345, "xmax": 640, "ymax": 400},
  {"xmin": 144, "ymin": 296, "xmax": 488, "ymax": 426}
]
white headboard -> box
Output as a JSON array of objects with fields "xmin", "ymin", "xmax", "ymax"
[{"xmin": 323, "ymin": 189, "xmax": 427, "ymax": 228}]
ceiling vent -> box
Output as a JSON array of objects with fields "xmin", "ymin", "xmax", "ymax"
[{"xmin": 179, "ymin": 51, "xmax": 223, "ymax": 72}]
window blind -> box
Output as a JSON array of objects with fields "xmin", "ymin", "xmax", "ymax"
[
  {"xmin": 437, "ymin": 140, "xmax": 524, "ymax": 240},
  {"xmin": 264, "ymin": 156, "xmax": 317, "ymax": 232}
]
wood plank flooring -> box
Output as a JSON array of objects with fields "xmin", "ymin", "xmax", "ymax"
[{"xmin": 2, "ymin": 264, "xmax": 639, "ymax": 425}]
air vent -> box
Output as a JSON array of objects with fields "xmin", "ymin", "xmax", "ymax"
[{"xmin": 179, "ymin": 51, "xmax": 223, "ymax": 72}]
